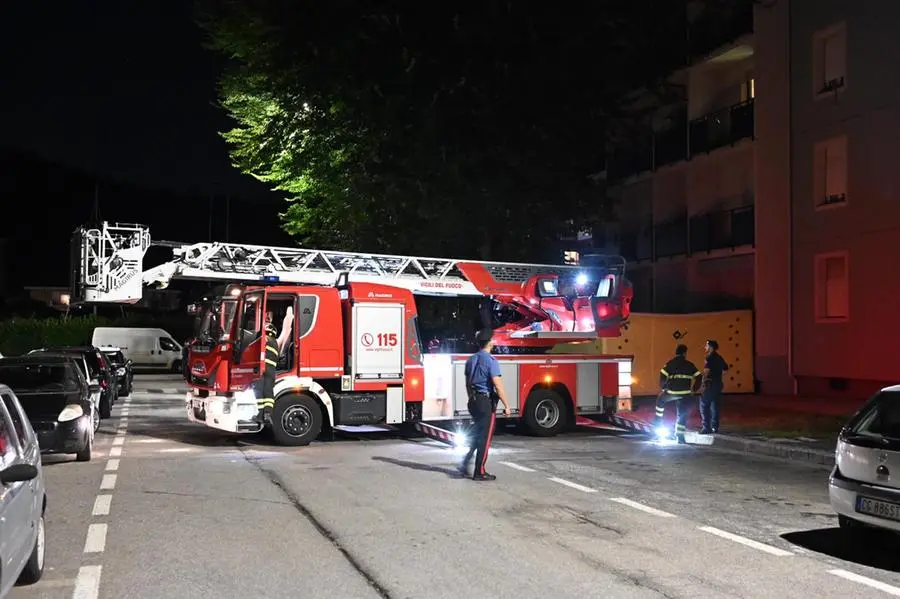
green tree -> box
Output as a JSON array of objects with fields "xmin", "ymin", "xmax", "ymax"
[{"xmin": 198, "ymin": 1, "xmax": 691, "ymax": 261}]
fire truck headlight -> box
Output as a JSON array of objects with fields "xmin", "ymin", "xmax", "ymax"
[
  {"xmin": 654, "ymin": 426, "xmax": 670, "ymax": 439},
  {"xmin": 575, "ymin": 273, "xmax": 588, "ymax": 286}
]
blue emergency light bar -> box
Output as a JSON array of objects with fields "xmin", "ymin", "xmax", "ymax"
[{"xmin": 261, "ymin": 275, "xmax": 280, "ymax": 283}]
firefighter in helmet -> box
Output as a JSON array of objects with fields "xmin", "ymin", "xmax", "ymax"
[
  {"xmin": 256, "ymin": 322, "xmax": 279, "ymax": 423},
  {"xmin": 655, "ymin": 343, "xmax": 702, "ymax": 443}
]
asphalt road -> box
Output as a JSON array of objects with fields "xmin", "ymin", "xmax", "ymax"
[{"xmin": 10, "ymin": 375, "xmax": 900, "ymax": 599}]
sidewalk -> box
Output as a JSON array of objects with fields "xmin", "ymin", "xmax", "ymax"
[{"xmin": 612, "ymin": 394, "xmax": 869, "ymax": 468}]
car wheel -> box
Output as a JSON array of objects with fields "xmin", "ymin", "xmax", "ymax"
[
  {"xmin": 76, "ymin": 431, "xmax": 93, "ymax": 462},
  {"xmin": 271, "ymin": 394, "xmax": 323, "ymax": 446},
  {"xmin": 523, "ymin": 388, "xmax": 567, "ymax": 437},
  {"xmin": 92, "ymin": 407, "xmax": 100, "ymax": 433},
  {"xmin": 17, "ymin": 513, "xmax": 45, "ymax": 584},
  {"xmin": 99, "ymin": 396, "xmax": 112, "ymax": 419}
]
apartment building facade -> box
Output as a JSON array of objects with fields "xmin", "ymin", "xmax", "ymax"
[{"xmin": 583, "ymin": 0, "xmax": 900, "ymax": 396}]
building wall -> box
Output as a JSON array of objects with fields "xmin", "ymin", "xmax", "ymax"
[
  {"xmin": 789, "ymin": 0, "xmax": 900, "ymax": 389},
  {"xmin": 752, "ymin": 0, "xmax": 792, "ymax": 393}
]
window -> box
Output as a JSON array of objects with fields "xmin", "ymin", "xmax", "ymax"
[
  {"xmin": 813, "ymin": 23, "xmax": 847, "ymax": 98},
  {"xmin": 846, "ymin": 391, "xmax": 900, "ymax": 440},
  {"xmin": 814, "ymin": 251, "xmax": 849, "ymax": 322},
  {"xmin": 563, "ymin": 250, "xmax": 580, "ymax": 265},
  {"xmin": 813, "ymin": 136, "xmax": 847, "ymax": 209},
  {"xmin": 158, "ymin": 338, "xmax": 179, "ymax": 352},
  {"xmin": 0, "ymin": 402, "xmax": 18, "ymax": 467},
  {"xmin": 1, "ymin": 392, "xmax": 33, "ymax": 451},
  {"xmin": 740, "ymin": 77, "xmax": 755, "ymax": 102},
  {"xmin": 297, "ymin": 296, "xmax": 319, "ymax": 338}
]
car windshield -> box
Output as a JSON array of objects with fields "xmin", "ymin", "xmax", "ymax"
[
  {"xmin": 0, "ymin": 363, "xmax": 81, "ymax": 393},
  {"xmin": 846, "ymin": 390, "xmax": 900, "ymax": 440},
  {"xmin": 197, "ymin": 298, "xmax": 238, "ymax": 342}
]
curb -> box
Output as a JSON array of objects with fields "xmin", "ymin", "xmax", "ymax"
[
  {"xmin": 610, "ymin": 413, "xmax": 835, "ymax": 467},
  {"xmin": 710, "ymin": 433, "xmax": 835, "ymax": 468}
]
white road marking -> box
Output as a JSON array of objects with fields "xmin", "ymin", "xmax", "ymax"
[
  {"xmin": 699, "ymin": 526, "xmax": 794, "ymax": 557},
  {"xmin": 100, "ymin": 474, "xmax": 117, "ymax": 490},
  {"xmin": 83, "ymin": 523, "xmax": 107, "ymax": 553},
  {"xmin": 105, "ymin": 459, "xmax": 119, "ymax": 472},
  {"xmin": 92, "ymin": 495, "xmax": 112, "ymax": 516},
  {"xmin": 548, "ymin": 477, "xmax": 598, "ymax": 493},
  {"xmin": 499, "ymin": 461, "xmax": 536, "ymax": 472},
  {"xmin": 112, "ymin": 436, "xmax": 124, "ymax": 446},
  {"xmin": 609, "ymin": 497, "xmax": 677, "ymax": 518},
  {"xmin": 829, "ymin": 569, "xmax": 900, "ymax": 596},
  {"xmin": 109, "ymin": 446, "xmax": 122, "ymax": 457},
  {"xmin": 72, "ymin": 565, "xmax": 102, "ymax": 599},
  {"xmin": 116, "ymin": 428, "xmax": 127, "ymax": 435}
]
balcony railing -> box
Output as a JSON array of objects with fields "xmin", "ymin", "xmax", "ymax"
[
  {"xmin": 689, "ymin": 204, "xmax": 755, "ymax": 253},
  {"xmin": 587, "ymin": 205, "xmax": 754, "ymax": 263},
  {"xmin": 607, "ymin": 99, "xmax": 754, "ymax": 182},
  {"xmin": 689, "ymin": 99, "xmax": 755, "ymax": 157}
]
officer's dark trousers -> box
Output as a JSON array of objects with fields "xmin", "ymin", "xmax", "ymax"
[
  {"xmin": 254, "ymin": 375, "xmax": 276, "ymax": 421},
  {"xmin": 655, "ymin": 393, "xmax": 689, "ymax": 438},
  {"xmin": 700, "ymin": 381, "xmax": 722, "ymax": 432},
  {"xmin": 463, "ymin": 393, "xmax": 496, "ymax": 476}
]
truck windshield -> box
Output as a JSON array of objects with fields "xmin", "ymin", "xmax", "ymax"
[{"xmin": 198, "ymin": 299, "xmax": 238, "ymax": 342}]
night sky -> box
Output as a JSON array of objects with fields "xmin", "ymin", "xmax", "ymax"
[
  {"xmin": 0, "ymin": 1, "xmax": 292, "ymax": 288},
  {"xmin": 0, "ymin": 1, "xmax": 269, "ymax": 197}
]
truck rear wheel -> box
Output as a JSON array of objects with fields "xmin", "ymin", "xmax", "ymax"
[
  {"xmin": 523, "ymin": 388, "xmax": 567, "ymax": 437},
  {"xmin": 271, "ymin": 394, "xmax": 322, "ymax": 446}
]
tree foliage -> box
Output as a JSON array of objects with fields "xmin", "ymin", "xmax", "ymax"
[{"xmin": 198, "ymin": 1, "xmax": 690, "ymax": 261}]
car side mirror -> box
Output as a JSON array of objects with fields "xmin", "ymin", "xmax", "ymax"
[
  {"xmin": 89, "ymin": 384, "xmax": 101, "ymax": 393},
  {"xmin": 0, "ymin": 463, "xmax": 38, "ymax": 484}
]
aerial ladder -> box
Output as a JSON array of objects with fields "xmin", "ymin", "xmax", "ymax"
[{"xmin": 70, "ymin": 221, "xmax": 633, "ymax": 344}]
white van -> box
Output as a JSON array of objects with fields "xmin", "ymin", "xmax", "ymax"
[{"xmin": 92, "ymin": 327, "xmax": 183, "ymax": 372}]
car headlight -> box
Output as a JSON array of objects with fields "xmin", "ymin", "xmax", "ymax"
[
  {"xmin": 116, "ymin": 367, "xmax": 125, "ymax": 376},
  {"xmin": 58, "ymin": 404, "xmax": 85, "ymax": 422}
]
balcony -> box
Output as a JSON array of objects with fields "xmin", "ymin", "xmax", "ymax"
[
  {"xmin": 654, "ymin": 213, "xmax": 689, "ymax": 259},
  {"xmin": 689, "ymin": 205, "xmax": 755, "ymax": 253},
  {"xmin": 689, "ymin": 99, "xmax": 755, "ymax": 157}
]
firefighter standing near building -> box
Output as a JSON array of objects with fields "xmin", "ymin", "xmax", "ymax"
[
  {"xmin": 655, "ymin": 344, "xmax": 702, "ymax": 444},
  {"xmin": 458, "ymin": 329, "xmax": 511, "ymax": 481},
  {"xmin": 700, "ymin": 339, "xmax": 728, "ymax": 434},
  {"xmin": 256, "ymin": 323, "xmax": 280, "ymax": 424}
]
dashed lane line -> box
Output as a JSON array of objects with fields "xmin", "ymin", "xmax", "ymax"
[
  {"xmin": 83, "ymin": 523, "xmax": 108, "ymax": 553},
  {"xmin": 100, "ymin": 474, "xmax": 117, "ymax": 490},
  {"xmin": 105, "ymin": 458, "xmax": 119, "ymax": 472},
  {"xmin": 92, "ymin": 495, "xmax": 112, "ymax": 517},
  {"xmin": 698, "ymin": 526, "xmax": 794, "ymax": 557},
  {"xmin": 498, "ymin": 461, "xmax": 536, "ymax": 472},
  {"xmin": 548, "ymin": 476, "xmax": 599, "ymax": 493},
  {"xmin": 609, "ymin": 497, "xmax": 677, "ymax": 518},
  {"xmin": 828, "ymin": 569, "xmax": 900, "ymax": 596},
  {"xmin": 72, "ymin": 566, "xmax": 102, "ymax": 599}
]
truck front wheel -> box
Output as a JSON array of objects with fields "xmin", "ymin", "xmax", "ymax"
[
  {"xmin": 523, "ymin": 388, "xmax": 567, "ymax": 437},
  {"xmin": 271, "ymin": 394, "xmax": 323, "ymax": 446}
]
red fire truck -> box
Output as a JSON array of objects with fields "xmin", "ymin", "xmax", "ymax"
[{"xmin": 71, "ymin": 222, "xmax": 635, "ymax": 446}]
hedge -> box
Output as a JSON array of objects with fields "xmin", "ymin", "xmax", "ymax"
[{"xmin": 0, "ymin": 315, "xmax": 193, "ymax": 357}]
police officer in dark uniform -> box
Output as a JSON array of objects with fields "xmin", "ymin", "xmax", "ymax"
[
  {"xmin": 458, "ymin": 329, "xmax": 511, "ymax": 481},
  {"xmin": 655, "ymin": 344, "xmax": 702, "ymax": 443},
  {"xmin": 700, "ymin": 339, "xmax": 728, "ymax": 434},
  {"xmin": 256, "ymin": 323, "xmax": 279, "ymax": 424}
]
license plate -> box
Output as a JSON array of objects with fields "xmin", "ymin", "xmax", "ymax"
[{"xmin": 856, "ymin": 496, "xmax": 900, "ymax": 522}]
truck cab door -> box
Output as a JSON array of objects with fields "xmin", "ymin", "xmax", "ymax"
[{"xmin": 230, "ymin": 291, "xmax": 264, "ymax": 390}]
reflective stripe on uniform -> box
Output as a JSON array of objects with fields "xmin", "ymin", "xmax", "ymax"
[
  {"xmin": 257, "ymin": 398, "xmax": 275, "ymax": 408},
  {"xmin": 266, "ymin": 345, "xmax": 278, "ymax": 355},
  {"xmin": 675, "ymin": 423, "xmax": 686, "ymax": 432},
  {"xmin": 660, "ymin": 368, "xmax": 669, "ymax": 376},
  {"xmin": 265, "ymin": 358, "xmax": 278, "ymax": 367},
  {"xmin": 669, "ymin": 374, "xmax": 694, "ymax": 379},
  {"xmin": 667, "ymin": 390, "xmax": 692, "ymax": 395}
]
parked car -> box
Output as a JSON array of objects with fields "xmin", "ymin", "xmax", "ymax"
[
  {"xmin": 830, "ymin": 385, "xmax": 900, "ymax": 534},
  {"xmin": 29, "ymin": 346, "xmax": 117, "ymax": 418},
  {"xmin": 0, "ymin": 355, "xmax": 98, "ymax": 461},
  {"xmin": 0, "ymin": 382, "xmax": 47, "ymax": 593},
  {"xmin": 99, "ymin": 346, "xmax": 133, "ymax": 396},
  {"xmin": 92, "ymin": 326, "xmax": 183, "ymax": 372}
]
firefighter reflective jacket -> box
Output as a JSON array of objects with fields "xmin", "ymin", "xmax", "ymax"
[{"xmin": 659, "ymin": 356, "xmax": 702, "ymax": 395}]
